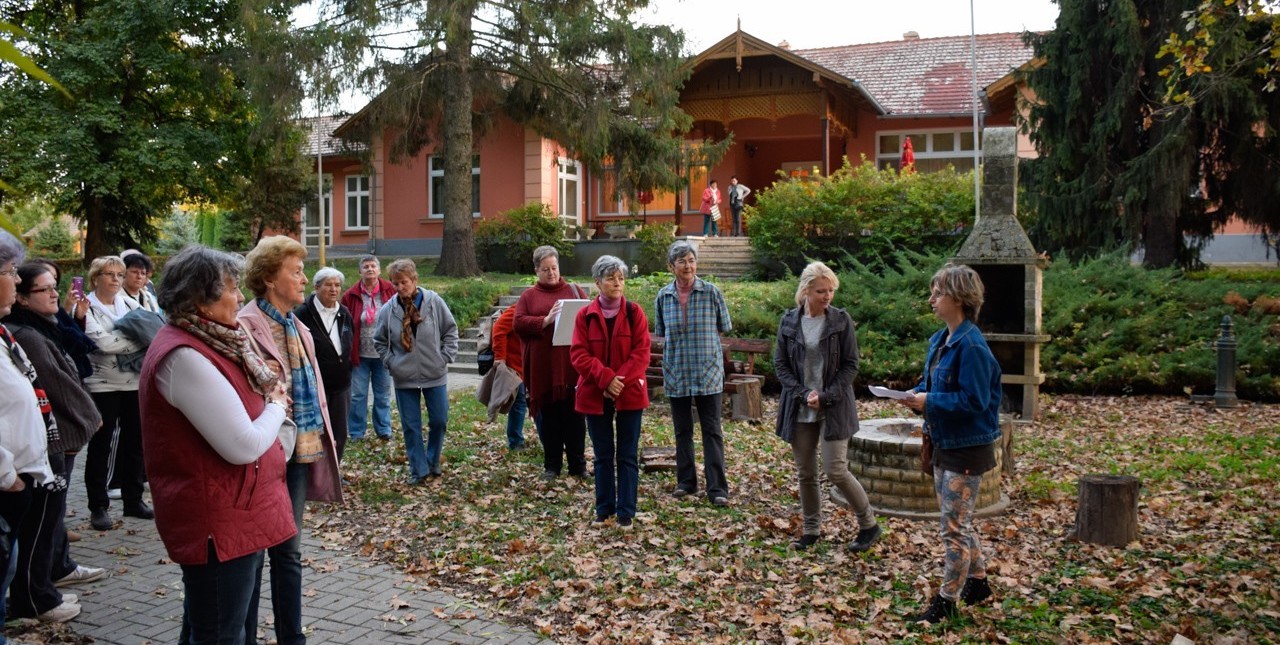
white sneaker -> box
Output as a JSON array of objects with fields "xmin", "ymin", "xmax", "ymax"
[
  {"xmin": 60, "ymin": 594, "xmax": 76, "ymax": 605},
  {"xmin": 107, "ymin": 488, "xmax": 122, "ymax": 500},
  {"xmin": 37, "ymin": 601, "xmax": 80, "ymax": 623},
  {"xmin": 55, "ymin": 564, "xmax": 107, "ymax": 587}
]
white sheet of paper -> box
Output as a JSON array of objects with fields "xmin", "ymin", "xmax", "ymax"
[
  {"xmin": 552, "ymin": 299, "xmax": 591, "ymax": 346},
  {"xmin": 868, "ymin": 385, "xmax": 914, "ymax": 400}
]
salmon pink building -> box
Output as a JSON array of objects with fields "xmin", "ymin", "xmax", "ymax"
[{"xmin": 295, "ymin": 29, "xmax": 1039, "ymax": 257}]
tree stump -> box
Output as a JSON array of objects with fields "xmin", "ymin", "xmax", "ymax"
[
  {"xmin": 1072, "ymin": 474, "xmax": 1140, "ymax": 546},
  {"xmin": 730, "ymin": 378, "xmax": 762, "ymax": 421},
  {"xmin": 641, "ymin": 447, "xmax": 677, "ymax": 473}
]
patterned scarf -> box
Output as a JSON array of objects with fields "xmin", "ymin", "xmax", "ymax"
[
  {"xmin": 358, "ymin": 280, "xmax": 382, "ymax": 326},
  {"xmin": 171, "ymin": 314, "xmax": 278, "ymax": 395},
  {"xmin": 399, "ymin": 291, "xmax": 423, "ymax": 351},
  {"xmin": 0, "ymin": 323, "xmax": 59, "ymax": 444},
  {"xmin": 256, "ymin": 299, "xmax": 325, "ymax": 463}
]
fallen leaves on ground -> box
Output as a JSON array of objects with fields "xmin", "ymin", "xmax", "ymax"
[{"xmin": 318, "ymin": 393, "xmax": 1279, "ymax": 643}]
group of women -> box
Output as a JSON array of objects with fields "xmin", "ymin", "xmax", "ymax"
[
  {"xmin": 520, "ymin": 240, "xmax": 1002, "ymax": 625},
  {"xmin": 2, "ymin": 227, "xmax": 1001, "ymax": 634}
]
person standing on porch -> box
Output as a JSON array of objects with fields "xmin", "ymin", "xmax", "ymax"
[
  {"xmin": 341, "ymin": 256, "xmax": 396, "ymax": 441},
  {"xmin": 654, "ymin": 241, "xmax": 732, "ymax": 506},
  {"xmin": 699, "ymin": 179, "xmax": 722, "ymax": 238},
  {"xmin": 727, "ymin": 176, "xmax": 751, "ymax": 237}
]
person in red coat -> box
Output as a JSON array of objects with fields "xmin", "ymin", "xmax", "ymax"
[
  {"xmin": 340, "ymin": 256, "xmax": 397, "ymax": 440},
  {"xmin": 570, "ymin": 256, "xmax": 650, "ymax": 529},
  {"xmin": 139, "ymin": 245, "xmax": 295, "ymax": 643},
  {"xmin": 490, "ymin": 306, "xmax": 531, "ymax": 450},
  {"xmin": 514, "ymin": 246, "xmax": 588, "ymax": 480}
]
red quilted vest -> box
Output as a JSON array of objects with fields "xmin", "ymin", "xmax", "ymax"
[{"xmin": 139, "ymin": 325, "xmax": 296, "ymax": 565}]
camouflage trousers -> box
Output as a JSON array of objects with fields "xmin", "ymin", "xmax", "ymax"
[{"xmin": 934, "ymin": 467, "xmax": 987, "ymax": 600}]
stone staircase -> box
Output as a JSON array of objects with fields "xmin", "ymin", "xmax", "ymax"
[
  {"xmin": 690, "ymin": 236, "xmax": 754, "ymax": 280},
  {"xmin": 448, "ymin": 283, "xmax": 595, "ymax": 375}
]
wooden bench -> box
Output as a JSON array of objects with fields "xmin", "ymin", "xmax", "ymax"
[{"xmin": 645, "ymin": 333, "xmax": 770, "ymax": 420}]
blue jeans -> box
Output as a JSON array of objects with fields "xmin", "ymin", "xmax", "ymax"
[
  {"xmin": 395, "ymin": 386, "xmax": 449, "ymax": 480},
  {"xmin": 267, "ymin": 461, "xmax": 308, "ymax": 645},
  {"xmin": 348, "ymin": 357, "xmax": 393, "ymax": 439},
  {"xmin": 179, "ymin": 541, "xmax": 264, "ymax": 645},
  {"xmin": 586, "ymin": 402, "xmax": 642, "ymax": 521},
  {"xmin": 506, "ymin": 384, "xmax": 527, "ymax": 449},
  {"xmin": 702, "ymin": 214, "xmax": 719, "ymax": 236}
]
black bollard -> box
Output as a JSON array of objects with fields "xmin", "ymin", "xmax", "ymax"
[{"xmin": 1214, "ymin": 315, "xmax": 1239, "ymax": 408}]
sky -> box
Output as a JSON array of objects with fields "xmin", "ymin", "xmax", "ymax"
[
  {"xmin": 321, "ymin": 0, "xmax": 1060, "ymax": 113},
  {"xmin": 640, "ymin": 0, "xmax": 1060, "ymax": 53}
]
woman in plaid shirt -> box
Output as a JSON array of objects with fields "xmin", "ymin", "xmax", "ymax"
[{"xmin": 653, "ymin": 241, "xmax": 732, "ymax": 506}]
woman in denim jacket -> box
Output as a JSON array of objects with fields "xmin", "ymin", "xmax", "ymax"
[{"xmin": 901, "ymin": 264, "xmax": 1002, "ymax": 625}]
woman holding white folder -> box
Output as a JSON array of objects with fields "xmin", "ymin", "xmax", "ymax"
[{"xmin": 513, "ymin": 246, "xmax": 588, "ymax": 480}]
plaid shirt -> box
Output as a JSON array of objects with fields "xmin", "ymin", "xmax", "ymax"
[{"xmin": 654, "ymin": 278, "xmax": 732, "ymax": 397}]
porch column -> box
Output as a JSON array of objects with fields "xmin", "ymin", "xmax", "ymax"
[{"xmin": 821, "ymin": 117, "xmax": 830, "ymax": 176}]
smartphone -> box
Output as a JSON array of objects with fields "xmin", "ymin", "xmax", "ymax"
[{"xmin": 71, "ymin": 276, "xmax": 84, "ymax": 296}]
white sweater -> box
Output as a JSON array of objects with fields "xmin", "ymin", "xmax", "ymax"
[
  {"xmin": 0, "ymin": 342, "xmax": 54, "ymax": 489},
  {"xmin": 84, "ymin": 293, "xmax": 143, "ymax": 393}
]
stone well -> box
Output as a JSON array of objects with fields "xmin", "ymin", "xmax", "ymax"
[{"xmin": 834, "ymin": 418, "xmax": 1010, "ymax": 520}]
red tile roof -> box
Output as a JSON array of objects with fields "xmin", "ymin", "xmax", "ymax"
[{"xmin": 794, "ymin": 33, "xmax": 1033, "ymax": 116}]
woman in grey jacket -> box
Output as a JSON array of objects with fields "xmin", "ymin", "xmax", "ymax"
[
  {"xmin": 774, "ymin": 261, "xmax": 880, "ymax": 552},
  {"xmin": 373, "ymin": 259, "xmax": 458, "ymax": 484}
]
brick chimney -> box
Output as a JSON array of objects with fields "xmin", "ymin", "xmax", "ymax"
[{"xmin": 903, "ymin": 31, "xmax": 920, "ymax": 40}]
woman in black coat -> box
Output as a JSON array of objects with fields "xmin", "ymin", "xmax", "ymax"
[
  {"xmin": 774, "ymin": 261, "xmax": 880, "ymax": 553},
  {"xmin": 294, "ymin": 267, "xmax": 355, "ymax": 461}
]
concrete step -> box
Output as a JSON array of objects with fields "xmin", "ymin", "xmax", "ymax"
[
  {"xmin": 460, "ymin": 327, "xmax": 479, "ymax": 339},
  {"xmin": 457, "ymin": 338, "xmax": 478, "ymax": 352},
  {"xmin": 498, "ymin": 295, "xmax": 520, "ymax": 306},
  {"xmin": 448, "ymin": 362, "xmax": 480, "ymax": 375}
]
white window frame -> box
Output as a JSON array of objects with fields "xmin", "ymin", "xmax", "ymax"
[
  {"xmin": 346, "ymin": 175, "xmax": 370, "ymax": 230},
  {"xmin": 557, "ymin": 157, "xmax": 582, "ymax": 228},
  {"xmin": 874, "ymin": 127, "xmax": 982, "ymax": 171},
  {"xmin": 428, "ymin": 155, "xmax": 481, "ymax": 219},
  {"xmin": 303, "ymin": 174, "xmax": 333, "ymax": 247}
]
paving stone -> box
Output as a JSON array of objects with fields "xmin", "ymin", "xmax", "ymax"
[{"xmin": 57, "ymin": 375, "xmax": 547, "ymax": 644}]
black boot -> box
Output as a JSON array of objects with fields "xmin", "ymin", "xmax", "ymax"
[
  {"xmin": 90, "ymin": 508, "xmax": 113, "ymax": 531},
  {"xmin": 847, "ymin": 524, "xmax": 882, "ymax": 552},
  {"xmin": 911, "ymin": 594, "xmax": 958, "ymax": 624},
  {"xmin": 960, "ymin": 577, "xmax": 992, "ymax": 606},
  {"xmin": 122, "ymin": 500, "xmax": 154, "ymax": 520}
]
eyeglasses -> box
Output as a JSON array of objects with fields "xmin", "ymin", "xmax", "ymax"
[
  {"xmin": 673, "ymin": 258, "xmax": 697, "ymax": 267},
  {"xmin": 535, "ymin": 266, "xmax": 559, "ymax": 274},
  {"xmin": 99, "ymin": 272, "xmax": 125, "ymax": 280},
  {"xmin": 26, "ymin": 287, "xmax": 58, "ymax": 295},
  {"xmin": 0, "ymin": 267, "xmax": 17, "ymax": 278}
]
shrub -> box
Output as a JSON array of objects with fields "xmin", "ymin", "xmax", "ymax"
[
  {"xmin": 633, "ymin": 222, "xmax": 675, "ymax": 275},
  {"xmin": 745, "ymin": 157, "xmax": 974, "ymax": 277},
  {"xmin": 33, "ymin": 220, "xmax": 75, "ymax": 258},
  {"xmin": 475, "ymin": 202, "xmax": 573, "ymax": 273}
]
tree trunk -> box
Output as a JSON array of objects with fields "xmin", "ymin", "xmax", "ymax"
[
  {"xmin": 435, "ymin": 5, "xmax": 481, "ymax": 278},
  {"xmin": 730, "ymin": 378, "xmax": 763, "ymax": 421},
  {"xmin": 1072, "ymin": 474, "xmax": 1140, "ymax": 547},
  {"xmin": 82, "ymin": 191, "xmax": 107, "ymax": 261}
]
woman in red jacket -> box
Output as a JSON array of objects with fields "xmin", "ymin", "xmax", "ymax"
[{"xmin": 570, "ymin": 256, "xmax": 650, "ymax": 529}]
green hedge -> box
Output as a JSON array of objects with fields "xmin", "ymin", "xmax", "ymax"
[
  {"xmin": 744, "ymin": 158, "xmax": 974, "ymax": 277},
  {"xmin": 621, "ymin": 252, "xmax": 1280, "ymax": 401}
]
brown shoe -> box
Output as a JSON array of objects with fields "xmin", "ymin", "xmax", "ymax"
[{"xmin": 66, "ymin": 530, "xmax": 82, "ymax": 543}]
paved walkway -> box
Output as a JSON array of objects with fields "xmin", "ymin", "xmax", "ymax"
[{"xmin": 59, "ymin": 371, "xmax": 543, "ymax": 644}]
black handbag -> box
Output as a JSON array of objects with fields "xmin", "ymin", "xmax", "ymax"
[{"xmin": 477, "ymin": 347, "xmax": 495, "ymax": 376}]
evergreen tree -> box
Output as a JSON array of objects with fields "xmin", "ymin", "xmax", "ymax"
[
  {"xmin": 314, "ymin": 0, "xmax": 712, "ymax": 276},
  {"xmin": 1021, "ymin": 0, "xmax": 1202, "ymax": 268},
  {"xmin": 1024, "ymin": 0, "xmax": 1280, "ymax": 267}
]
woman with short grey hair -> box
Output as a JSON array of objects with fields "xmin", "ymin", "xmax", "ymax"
[
  {"xmin": 514, "ymin": 245, "xmax": 588, "ymax": 480},
  {"xmin": 295, "ymin": 267, "xmax": 354, "ymax": 460},
  {"xmin": 531, "ymin": 245, "xmax": 559, "ymax": 272},
  {"xmin": 155, "ymin": 249, "xmax": 245, "ymax": 319},
  {"xmin": 655, "ymin": 240, "xmax": 733, "ymax": 506},
  {"xmin": 138, "ymin": 244, "xmax": 295, "ymax": 642},
  {"xmin": 666, "ymin": 241, "xmax": 697, "ymax": 268},
  {"xmin": 570, "ymin": 255, "xmax": 650, "ymax": 528}
]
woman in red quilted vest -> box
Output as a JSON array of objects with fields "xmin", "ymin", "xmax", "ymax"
[{"xmin": 138, "ymin": 245, "xmax": 295, "ymax": 643}]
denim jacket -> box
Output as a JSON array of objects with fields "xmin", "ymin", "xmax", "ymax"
[{"xmin": 913, "ymin": 319, "xmax": 1002, "ymax": 450}]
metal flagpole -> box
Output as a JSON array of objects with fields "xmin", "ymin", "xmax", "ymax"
[
  {"xmin": 970, "ymin": 0, "xmax": 981, "ymax": 223},
  {"xmin": 316, "ymin": 64, "xmax": 327, "ymax": 267}
]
